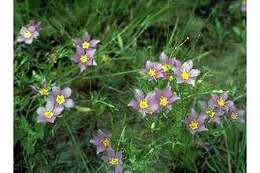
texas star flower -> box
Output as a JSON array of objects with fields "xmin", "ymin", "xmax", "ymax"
[
  {"xmin": 102, "ymin": 149, "xmax": 123, "ymax": 173},
  {"xmin": 159, "ymin": 52, "xmax": 182, "ymax": 80},
  {"xmin": 72, "ymin": 47, "xmax": 97, "ymax": 72},
  {"xmin": 36, "ymin": 101, "xmax": 63, "ymax": 124},
  {"xmin": 227, "ymin": 104, "xmax": 245, "ymax": 123},
  {"xmin": 209, "ymin": 91, "xmax": 234, "ymax": 113},
  {"xmin": 173, "ymin": 60, "xmax": 200, "ymax": 86},
  {"xmin": 90, "ymin": 129, "xmax": 112, "ymax": 154},
  {"xmin": 38, "ymin": 87, "xmax": 48, "ymax": 96},
  {"xmin": 141, "ymin": 61, "xmax": 164, "ymax": 81},
  {"xmin": 74, "ymin": 31, "xmax": 100, "ymax": 50},
  {"xmin": 184, "ymin": 109, "xmax": 208, "ymax": 134},
  {"xmin": 17, "ymin": 20, "xmax": 41, "ymax": 44},
  {"xmin": 154, "ymin": 86, "xmax": 179, "ymax": 111},
  {"xmin": 128, "ymin": 89, "xmax": 159, "ymax": 117},
  {"xmin": 30, "ymin": 80, "xmax": 49, "ymax": 96},
  {"xmin": 48, "ymin": 86, "xmax": 74, "ymax": 112},
  {"xmin": 159, "ymin": 52, "xmax": 177, "ymax": 72},
  {"xmin": 199, "ymin": 100, "xmax": 223, "ymax": 124}
]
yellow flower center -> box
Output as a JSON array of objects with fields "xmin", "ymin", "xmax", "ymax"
[
  {"xmin": 139, "ymin": 100, "xmax": 149, "ymax": 109},
  {"xmin": 23, "ymin": 31, "xmax": 32, "ymax": 39},
  {"xmin": 181, "ymin": 71, "xmax": 189, "ymax": 80},
  {"xmin": 206, "ymin": 109, "xmax": 216, "ymax": 118},
  {"xmin": 189, "ymin": 120, "xmax": 199, "ymax": 130},
  {"xmin": 101, "ymin": 138, "xmax": 110, "ymax": 148},
  {"xmin": 147, "ymin": 68, "xmax": 157, "ymax": 77},
  {"xmin": 56, "ymin": 95, "xmax": 65, "ymax": 105},
  {"xmin": 159, "ymin": 96, "xmax": 168, "ymax": 106},
  {"xmin": 82, "ymin": 41, "xmax": 90, "ymax": 49},
  {"xmin": 44, "ymin": 111, "xmax": 53, "ymax": 119},
  {"xmin": 109, "ymin": 158, "xmax": 119, "ymax": 166},
  {"xmin": 80, "ymin": 55, "xmax": 89, "ymax": 63},
  {"xmin": 162, "ymin": 64, "xmax": 170, "ymax": 72},
  {"xmin": 217, "ymin": 98, "xmax": 225, "ymax": 107},
  {"xmin": 231, "ymin": 112, "xmax": 239, "ymax": 120},
  {"xmin": 39, "ymin": 88, "xmax": 48, "ymax": 96}
]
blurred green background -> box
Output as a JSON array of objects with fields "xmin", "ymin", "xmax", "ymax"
[{"xmin": 14, "ymin": 0, "xmax": 246, "ymax": 172}]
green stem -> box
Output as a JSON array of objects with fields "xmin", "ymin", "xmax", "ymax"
[
  {"xmin": 221, "ymin": 122, "xmax": 232, "ymax": 173},
  {"xmin": 64, "ymin": 120, "xmax": 90, "ymax": 173},
  {"xmin": 116, "ymin": 126, "xmax": 126, "ymax": 150},
  {"xmin": 95, "ymin": 163, "xmax": 106, "ymax": 173}
]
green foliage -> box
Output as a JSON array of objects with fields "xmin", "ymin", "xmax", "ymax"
[{"xmin": 14, "ymin": 0, "xmax": 246, "ymax": 172}]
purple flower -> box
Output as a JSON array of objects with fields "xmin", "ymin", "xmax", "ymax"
[
  {"xmin": 90, "ymin": 129, "xmax": 112, "ymax": 154},
  {"xmin": 159, "ymin": 52, "xmax": 177, "ymax": 72},
  {"xmin": 159, "ymin": 52, "xmax": 182, "ymax": 80},
  {"xmin": 102, "ymin": 149, "xmax": 123, "ymax": 173},
  {"xmin": 154, "ymin": 86, "xmax": 179, "ymax": 111},
  {"xmin": 173, "ymin": 60, "xmax": 200, "ymax": 86},
  {"xmin": 72, "ymin": 47, "xmax": 97, "ymax": 72},
  {"xmin": 128, "ymin": 89, "xmax": 159, "ymax": 117},
  {"xmin": 209, "ymin": 92, "xmax": 234, "ymax": 113},
  {"xmin": 141, "ymin": 61, "xmax": 164, "ymax": 81},
  {"xmin": 17, "ymin": 20, "xmax": 41, "ymax": 44},
  {"xmin": 199, "ymin": 101, "xmax": 223, "ymax": 125},
  {"xmin": 227, "ymin": 104, "xmax": 245, "ymax": 123},
  {"xmin": 74, "ymin": 32, "xmax": 100, "ymax": 50},
  {"xmin": 36, "ymin": 101, "xmax": 63, "ymax": 124},
  {"xmin": 184, "ymin": 109, "xmax": 208, "ymax": 134},
  {"xmin": 48, "ymin": 86, "xmax": 74, "ymax": 112}
]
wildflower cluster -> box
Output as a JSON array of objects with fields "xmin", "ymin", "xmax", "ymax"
[
  {"xmin": 17, "ymin": 21, "xmax": 75, "ymax": 124},
  {"xmin": 17, "ymin": 20, "xmax": 122, "ymax": 171},
  {"xmin": 72, "ymin": 32, "xmax": 100, "ymax": 72},
  {"xmin": 129, "ymin": 52, "xmax": 199, "ymax": 117},
  {"xmin": 90, "ymin": 130, "xmax": 124, "ymax": 173},
  {"xmin": 128, "ymin": 86, "xmax": 179, "ymax": 117},
  {"xmin": 185, "ymin": 92, "xmax": 245, "ymax": 134},
  {"xmin": 141, "ymin": 52, "xmax": 200, "ymax": 85},
  {"xmin": 129, "ymin": 52, "xmax": 245, "ymax": 134},
  {"xmin": 16, "ymin": 22, "xmax": 97, "ymax": 123},
  {"xmin": 207, "ymin": 92, "xmax": 245, "ymax": 124},
  {"xmin": 16, "ymin": 16, "xmax": 245, "ymax": 172},
  {"xmin": 36, "ymin": 86, "xmax": 74, "ymax": 123}
]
